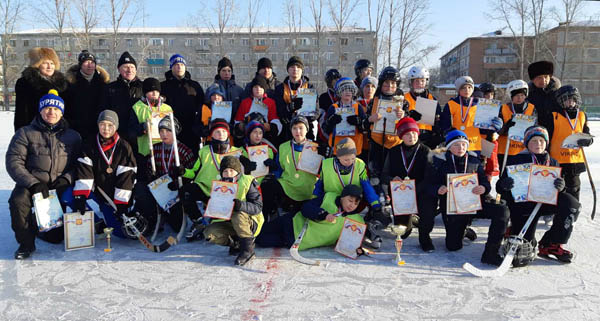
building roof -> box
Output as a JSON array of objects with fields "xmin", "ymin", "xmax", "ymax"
[
  {"xmin": 15, "ymin": 26, "xmax": 371, "ymax": 35},
  {"xmin": 439, "ymin": 30, "xmax": 534, "ymax": 60}
]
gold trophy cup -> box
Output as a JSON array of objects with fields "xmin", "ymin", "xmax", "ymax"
[{"xmin": 103, "ymin": 227, "xmax": 114, "ymax": 252}]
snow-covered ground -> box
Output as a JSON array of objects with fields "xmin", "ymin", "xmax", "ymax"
[{"xmin": 1, "ymin": 111, "xmax": 599, "ymax": 321}]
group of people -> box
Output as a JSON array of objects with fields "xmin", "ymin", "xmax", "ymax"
[{"xmin": 7, "ymin": 46, "xmax": 591, "ymax": 269}]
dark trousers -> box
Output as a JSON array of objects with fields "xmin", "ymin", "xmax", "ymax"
[
  {"xmin": 563, "ymin": 171, "xmax": 581, "ymax": 201},
  {"xmin": 259, "ymin": 176, "xmax": 303, "ymax": 221},
  {"xmin": 255, "ymin": 213, "xmax": 296, "ymax": 248},
  {"xmin": 136, "ymin": 184, "xmax": 185, "ymax": 232},
  {"xmin": 181, "ymin": 182, "xmax": 209, "ymax": 221}
]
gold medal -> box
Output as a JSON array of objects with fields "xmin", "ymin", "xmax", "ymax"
[
  {"xmin": 295, "ymin": 173, "xmax": 300, "ymax": 178},
  {"xmin": 460, "ymin": 126, "xmax": 466, "ymax": 131},
  {"xmin": 106, "ymin": 167, "xmax": 113, "ymax": 174}
]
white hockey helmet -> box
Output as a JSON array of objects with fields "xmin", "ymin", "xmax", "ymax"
[
  {"xmin": 408, "ymin": 66, "xmax": 430, "ymax": 80},
  {"xmin": 454, "ymin": 76, "xmax": 474, "ymax": 91},
  {"xmin": 507, "ymin": 79, "xmax": 529, "ymax": 98}
]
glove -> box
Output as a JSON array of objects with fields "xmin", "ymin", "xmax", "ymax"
[
  {"xmin": 371, "ymin": 206, "xmax": 391, "ymax": 226},
  {"xmin": 49, "ymin": 177, "xmax": 70, "ymax": 196},
  {"xmin": 29, "ymin": 182, "xmax": 49, "ymax": 199},
  {"xmin": 138, "ymin": 122, "xmax": 148, "ymax": 136},
  {"xmin": 408, "ymin": 109, "xmax": 422, "ymax": 122},
  {"xmin": 200, "ymin": 125, "xmax": 211, "ymax": 138},
  {"xmin": 490, "ymin": 117, "xmax": 503, "ymax": 132},
  {"xmin": 496, "ymin": 176, "xmax": 514, "ymax": 192},
  {"xmin": 167, "ymin": 180, "xmax": 180, "ymax": 191},
  {"xmin": 346, "ymin": 115, "xmax": 360, "ymax": 126},
  {"xmin": 291, "ymin": 97, "xmax": 303, "ymax": 111},
  {"xmin": 115, "ymin": 204, "xmax": 131, "ymax": 219},
  {"xmin": 326, "ymin": 114, "xmax": 342, "ymax": 130},
  {"xmin": 239, "ymin": 156, "xmax": 257, "ymax": 173},
  {"xmin": 263, "ymin": 158, "xmax": 276, "ymax": 168},
  {"xmin": 554, "ymin": 177, "xmax": 566, "ymax": 192},
  {"xmin": 170, "ymin": 166, "xmax": 186, "ymax": 180},
  {"xmin": 315, "ymin": 209, "xmax": 329, "ymax": 221},
  {"xmin": 72, "ymin": 195, "xmax": 88, "ymax": 214},
  {"xmin": 577, "ymin": 137, "xmax": 593, "ymax": 147},
  {"xmin": 233, "ymin": 199, "xmax": 243, "ymax": 212},
  {"xmin": 317, "ymin": 144, "xmax": 331, "ymax": 157}
]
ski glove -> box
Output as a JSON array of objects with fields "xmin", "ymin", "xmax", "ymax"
[
  {"xmin": 496, "ymin": 176, "xmax": 514, "ymax": 192},
  {"xmin": 408, "ymin": 109, "xmax": 422, "ymax": 122},
  {"xmin": 263, "ymin": 158, "xmax": 276, "ymax": 168},
  {"xmin": 326, "ymin": 114, "xmax": 342, "ymax": 130},
  {"xmin": 346, "ymin": 115, "xmax": 361, "ymax": 126},
  {"xmin": 577, "ymin": 137, "xmax": 593, "ymax": 147},
  {"xmin": 499, "ymin": 119, "xmax": 515, "ymax": 135},
  {"xmin": 29, "ymin": 182, "xmax": 49, "ymax": 199},
  {"xmin": 167, "ymin": 180, "xmax": 180, "ymax": 191},
  {"xmin": 291, "ymin": 97, "xmax": 303, "ymax": 111},
  {"xmin": 554, "ymin": 177, "xmax": 566, "ymax": 192},
  {"xmin": 115, "ymin": 204, "xmax": 130, "ymax": 219},
  {"xmin": 240, "ymin": 156, "xmax": 257, "ymax": 174},
  {"xmin": 490, "ymin": 117, "xmax": 503, "ymax": 132},
  {"xmin": 317, "ymin": 144, "xmax": 331, "ymax": 157},
  {"xmin": 73, "ymin": 195, "xmax": 88, "ymax": 214},
  {"xmin": 233, "ymin": 199, "xmax": 243, "ymax": 212},
  {"xmin": 170, "ymin": 165, "xmax": 186, "ymax": 180}
]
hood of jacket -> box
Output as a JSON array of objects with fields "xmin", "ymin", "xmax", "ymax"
[{"xmin": 65, "ymin": 64, "xmax": 110, "ymax": 84}]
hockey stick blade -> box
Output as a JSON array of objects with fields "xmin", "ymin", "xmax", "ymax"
[
  {"xmin": 581, "ymin": 149, "xmax": 596, "ymax": 220},
  {"xmin": 289, "ymin": 220, "xmax": 320, "ymax": 265}
]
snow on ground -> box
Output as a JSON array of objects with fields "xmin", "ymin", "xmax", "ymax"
[{"xmin": 0, "ymin": 111, "xmax": 599, "ymax": 320}]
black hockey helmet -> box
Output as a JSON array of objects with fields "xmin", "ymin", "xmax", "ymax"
[
  {"xmin": 121, "ymin": 211, "xmax": 149, "ymax": 240},
  {"xmin": 555, "ymin": 85, "xmax": 581, "ymax": 109},
  {"xmin": 354, "ymin": 59, "xmax": 374, "ymax": 77},
  {"xmin": 479, "ymin": 82, "xmax": 495, "ymax": 94},
  {"xmin": 378, "ymin": 66, "xmax": 401, "ymax": 86},
  {"xmin": 325, "ymin": 69, "xmax": 342, "ymax": 88}
]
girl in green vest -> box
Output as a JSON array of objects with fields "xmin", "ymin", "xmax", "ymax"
[{"xmin": 203, "ymin": 156, "xmax": 264, "ymax": 266}]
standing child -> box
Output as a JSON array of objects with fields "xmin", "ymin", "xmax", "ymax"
[
  {"xmin": 357, "ymin": 76, "xmax": 378, "ymax": 161},
  {"xmin": 193, "ymin": 84, "xmax": 226, "ymax": 141},
  {"xmin": 404, "ymin": 66, "xmax": 443, "ymax": 149},
  {"xmin": 234, "ymin": 75, "xmax": 281, "ymax": 143},
  {"xmin": 241, "ymin": 120, "xmax": 277, "ymax": 186},
  {"xmin": 353, "ymin": 59, "xmax": 374, "ymax": 90},
  {"xmin": 319, "ymin": 69, "xmax": 341, "ymax": 112}
]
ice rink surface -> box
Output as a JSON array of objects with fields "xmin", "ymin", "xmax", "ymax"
[{"xmin": 0, "ymin": 112, "xmax": 599, "ymax": 320}]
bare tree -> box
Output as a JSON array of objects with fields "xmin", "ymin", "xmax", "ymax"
[
  {"xmin": 283, "ymin": 0, "xmax": 301, "ymax": 55},
  {"xmin": 33, "ymin": 0, "xmax": 70, "ymax": 62},
  {"xmin": 70, "ymin": 0, "xmax": 101, "ymax": 51},
  {"xmin": 394, "ymin": 0, "xmax": 437, "ymax": 72},
  {"xmin": 490, "ymin": 0, "xmax": 531, "ymax": 79},
  {"xmin": 106, "ymin": 0, "xmax": 139, "ymax": 78},
  {"xmin": 247, "ymin": 0, "xmax": 264, "ymax": 64},
  {"xmin": 550, "ymin": 0, "xmax": 585, "ymax": 79},
  {"xmin": 0, "ymin": 0, "xmax": 24, "ymax": 111},
  {"xmin": 192, "ymin": 0, "xmax": 237, "ymax": 57},
  {"xmin": 327, "ymin": 0, "xmax": 361, "ymax": 68},
  {"xmin": 308, "ymin": 0, "xmax": 325, "ymax": 89},
  {"xmin": 367, "ymin": 0, "xmax": 387, "ymax": 69}
]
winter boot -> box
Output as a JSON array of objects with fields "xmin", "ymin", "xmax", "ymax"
[
  {"xmin": 538, "ymin": 243, "xmax": 573, "ymax": 263},
  {"xmin": 186, "ymin": 218, "xmax": 205, "ymax": 242},
  {"xmin": 481, "ymin": 243, "xmax": 503, "ymax": 266},
  {"xmin": 14, "ymin": 243, "xmax": 36, "ymax": 260},
  {"xmin": 464, "ymin": 227, "xmax": 477, "ymax": 241},
  {"xmin": 410, "ymin": 215, "xmax": 420, "ymax": 228},
  {"xmin": 364, "ymin": 220, "xmax": 383, "ymax": 249},
  {"xmin": 235, "ymin": 237, "xmax": 256, "ymax": 266},
  {"xmin": 419, "ymin": 234, "xmax": 435, "ymax": 253},
  {"xmin": 227, "ymin": 235, "xmax": 241, "ymax": 256}
]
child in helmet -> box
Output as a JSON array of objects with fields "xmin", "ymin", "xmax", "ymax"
[
  {"xmin": 478, "ymin": 82, "xmax": 496, "ymax": 100},
  {"xmin": 353, "ymin": 59, "xmax": 374, "ymax": 90},
  {"xmin": 404, "ymin": 66, "xmax": 443, "ymax": 149},
  {"xmin": 548, "ymin": 85, "xmax": 593, "ymax": 201},
  {"xmin": 496, "ymin": 125, "xmax": 580, "ymax": 264},
  {"xmin": 322, "ymin": 77, "xmax": 368, "ymax": 157},
  {"xmin": 319, "ymin": 69, "xmax": 341, "ymax": 112}
]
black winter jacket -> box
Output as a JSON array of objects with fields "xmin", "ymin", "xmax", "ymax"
[
  {"xmin": 99, "ymin": 75, "xmax": 143, "ymax": 145},
  {"xmin": 527, "ymin": 76, "xmax": 561, "ymax": 130},
  {"xmin": 425, "ymin": 149, "xmax": 491, "ymax": 199}
]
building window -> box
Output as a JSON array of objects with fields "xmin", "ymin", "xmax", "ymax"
[
  {"xmin": 300, "ymin": 38, "xmax": 310, "ymax": 46},
  {"xmin": 242, "ymin": 38, "xmax": 249, "ymax": 46},
  {"xmin": 125, "ymin": 39, "xmax": 133, "ymax": 47},
  {"xmin": 340, "ymin": 38, "xmax": 349, "ymax": 46},
  {"xmin": 151, "ymin": 38, "xmax": 163, "ymax": 46},
  {"xmin": 312, "ymin": 38, "xmax": 319, "ymax": 46},
  {"xmin": 355, "ymin": 37, "xmax": 363, "ymax": 45},
  {"xmin": 228, "ymin": 38, "xmax": 235, "ymax": 45},
  {"xmin": 284, "ymin": 38, "xmax": 291, "ymax": 46},
  {"xmin": 341, "ymin": 52, "xmax": 348, "ymax": 61},
  {"xmin": 199, "ymin": 38, "xmax": 210, "ymax": 46},
  {"xmin": 185, "ymin": 39, "xmax": 193, "ymax": 47},
  {"xmin": 271, "ymin": 53, "xmax": 277, "ymax": 61},
  {"xmin": 138, "ymin": 38, "xmax": 148, "ymax": 47},
  {"xmin": 326, "ymin": 52, "xmax": 333, "ymax": 61},
  {"xmin": 152, "ymin": 67, "xmax": 161, "ymax": 74},
  {"xmin": 242, "ymin": 53, "xmax": 248, "ymax": 61},
  {"xmin": 23, "ymin": 39, "xmax": 29, "ymax": 47},
  {"xmin": 168, "ymin": 39, "xmax": 175, "ymax": 47},
  {"xmin": 271, "ymin": 38, "xmax": 279, "ymax": 46},
  {"xmin": 256, "ymin": 38, "xmax": 266, "ymax": 46},
  {"xmin": 9, "ymin": 39, "xmax": 16, "ymax": 47},
  {"xmin": 99, "ymin": 38, "xmax": 107, "ymax": 46},
  {"xmin": 327, "ymin": 38, "xmax": 334, "ymax": 46}
]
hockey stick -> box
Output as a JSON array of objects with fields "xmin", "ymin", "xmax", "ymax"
[
  {"xmin": 96, "ymin": 186, "xmax": 175, "ymax": 253},
  {"xmin": 329, "ymin": 123, "xmax": 336, "ymax": 158},
  {"xmin": 169, "ymin": 113, "xmax": 188, "ymax": 240},
  {"xmin": 463, "ymin": 202, "xmax": 542, "ymax": 277},
  {"xmin": 290, "ymin": 220, "xmax": 320, "ymax": 265},
  {"xmin": 581, "ymin": 148, "xmax": 596, "ymax": 220},
  {"xmin": 147, "ymin": 119, "xmax": 161, "ymax": 243},
  {"xmin": 495, "ymin": 140, "xmax": 512, "ymax": 204}
]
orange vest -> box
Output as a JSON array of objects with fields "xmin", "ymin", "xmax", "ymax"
[
  {"xmin": 283, "ymin": 81, "xmax": 309, "ymax": 104},
  {"xmin": 328, "ymin": 102, "xmax": 364, "ymax": 154},
  {"xmin": 447, "ymin": 98, "xmax": 481, "ymax": 151},
  {"xmin": 497, "ymin": 102, "xmax": 536, "ymax": 156},
  {"xmin": 370, "ymin": 97, "xmax": 402, "ymax": 149},
  {"xmin": 550, "ymin": 111, "xmax": 585, "ymax": 164},
  {"xmin": 358, "ymin": 100, "xmax": 370, "ymax": 152},
  {"xmin": 404, "ymin": 92, "xmax": 434, "ymax": 131}
]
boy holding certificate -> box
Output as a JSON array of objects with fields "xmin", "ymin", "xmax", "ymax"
[
  {"xmin": 425, "ymin": 129, "xmax": 509, "ymax": 266},
  {"xmin": 404, "ymin": 66, "xmax": 443, "ymax": 149},
  {"xmin": 260, "ymin": 116, "xmax": 320, "ymax": 220},
  {"xmin": 241, "ymin": 120, "xmax": 277, "ymax": 185},
  {"xmin": 357, "ymin": 76, "xmax": 378, "ymax": 159},
  {"xmin": 322, "ymin": 77, "xmax": 368, "ymax": 156},
  {"xmin": 192, "ymin": 85, "xmax": 226, "ymax": 141},
  {"xmin": 179, "ymin": 119, "xmax": 242, "ymax": 241},
  {"xmin": 203, "ymin": 156, "xmax": 264, "ymax": 266},
  {"xmin": 318, "ymin": 69, "xmax": 341, "ymax": 112},
  {"xmin": 496, "ymin": 126, "xmax": 580, "ymax": 264},
  {"xmin": 381, "ymin": 117, "xmax": 436, "ymax": 252},
  {"xmin": 234, "ymin": 75, "xmax": 281, "ymax": 143},
  {"xmin": 549, "ymin": 85, "xmax": 593, "ymax": 201}
]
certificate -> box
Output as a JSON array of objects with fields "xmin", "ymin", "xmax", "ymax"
[
  {"xmin": 446, "ymin": 174, "xmax": 476, "ymax": 215},
  {"xmin": 204, "ymin": 181, "xmax": 238, "ymax": 220},
  {"xmin": 527, "ymin": 165, "xmax": 561, "ymax": 205},
  {"xmin": 473, "ymin": 98, "xmax": 501, "ymax": 130},
  {"xmin": 334, "ymin": 217, "xmax": 367, "ymax": 259},
  {"xmin": 149, "ymin": 111, "xmax": 170, "ymax": 143},
  {"xmin": 247, "ymin": 145, "xmax": 269, "ymax": 178},
  {"xmin": 296, "ymin": 88, "xmax": 318, "ymax": 117},
  {"xmin": 509, "ymin": 114, "xmax": 537, "ymax": 143},
  {"xmin": 480, "ymin": 139, "xmax": 495, "ymax": 158},
  {"xmin": 390, "ymin": 180, "xmax": 418, "ymax": 215},
  {"xmin": 33, "ymin": 189, "xmax": 64, "ymax": 232},
  {"xmin": 64, "ymin": 211, "xmax": 95, "ymax": 251},
  {"xmin": 506, "ymin": 163, "xmax": 532, "ymax": 202},
  {"xmin": 373, "ymin": 100, "xmax": 400, "ymax": 134},
  {"xmin": 147, "ymin": 174, "xmax": 179, "ymax": 211},
  {"xmin": 211, "ymin": 101, "xmax": 233, "ymax": 123},
  {"xmin": 335, "ymin": 107, "xmax": 356, "ymax": 136},
  {"xmin": 451, "ymin": 173, "xmax": 482, "ymax": 214},
  {"xmin": 248, "ymin": 99, "xmax": 269, "ymax": 120},
  {"xmin": 415, "ymin": 96, "xmax": 437, "ymax": 126},
  {"xmin": 562, "ymin": 132, "xmax": 594, "ymax": 149},
  {"xmin": 297, "ymin": 141, "xmax": 323, "ymax": 175}
]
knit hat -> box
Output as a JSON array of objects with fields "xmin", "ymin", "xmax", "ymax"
[
  {"xmin": 29, "ymin": 47, "xmax": 60, "ymax": 70},
  {"xmin": 38, "ymin": 89, "xmax": 65, "ymax": 114},
  {"xmin": 220, "ymin": 155, "xmax": 242, "ymax": 176},
  {"xmin": 290, "ymin": 115, "xmax": 309, "ymax": 130},
  {"xmin": 251, "ymin": 75, "xmax": 269, "ymax": 91},
  {"xmin": 335, "ymin": 138, "xmax": 357, "ymax": 157},
  {"xmin": 257, "ymin": 57, "xmax": 273, "ymax": 71},
  {"xmin": 454, "ymin": 76, "xmax": 474, "ymax": 91},
  {"xmin": 528, "ymin": 61, "xmax": 553, "ymax": 80},
  {"xmin": 218, "ymin": 57, "xmax": 233, "ymax": 72},
  {"xmin": 78, "ymin": 50, "xmax": 96, "ymax": 66},
  {"xmin": 334, "ymin": 77, "xmax": 358, "ymax": 97},
  {"xmin": 206, "ymin": 84, "xmax": 225, "ymax": 99},
  {"xmin": 395, "ymin": 117, "xmax": 420, "ymax": 138},
  {"xmin": 287, "ymin": 56, "xmax": 304, "ymax": 70},
  {"xmin": 169, "ymin": 54, "xmax": 186, "ymax": 69},
  {"xmin": 445, "ymin": 129, "xmax": 470, "ymax": 149},
  {"xmin": 523, "ymin": 125, "xmax": 549, "ymax": 147},
  {"xmin": 118, "ymin": 51, "xmax": 137, "ymax": 68},
  {"xmin": 143, "ymin": 77, "xmax": 161, "ymax": 94},
  {"xmin": 158, "ymin": 115, "xmax": 181, "ymax": 134},
  {"xmin": 209, "ymin": 118, "xmax": 231, "ymax": 136},
  {"xmin": 245, "ymin": 120, "xmax": 265, "ymax": 137},
  {"xmin": 360, "ymin": 76, "xmax": 378, "ymax": 90},
  {"xmin": 340, "ymin": 184, "xmax": 363, "ymax": 199},
  {"xmin": 97, "ymin": 110, "xmax": 119, "ymax": 130}
]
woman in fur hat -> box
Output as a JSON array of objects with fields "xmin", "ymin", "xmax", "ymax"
[{"xmin": 14, "ymin": 47, "xmax": 68, "ymax": 131}]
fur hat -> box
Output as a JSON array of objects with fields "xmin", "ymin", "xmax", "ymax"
[
  {"xmin": 528, "ymin": 61, "xmax": 554, "ymax": 80},
  {"xmin": 445, "ymin": 129, "xmax": 470, "ymax": 150},
  {"xmin": 143, "ymin": 77, "xmax": 161, "ymax": 94},
  {"xmin": 29, "ymin": 47, "xmax": 60, "ymax": 70},
  {"xmin": 335, "ymin": 138, "xmax": 357, "ymax": 157},
  {"xmin": 97, "ymin": 110, "xmax": 119, "ymax": 130},
  {"xmin": 220, "ymin": 155, "xmax": 242, "ymax": 176},
  {"xmin": 257, "ymin": 57, "xmax": 273, "ymax": 71},
  {"xmin": 524, "ymin": 125, "xmax": 549, "ymax": 147},
  {"xmin": 250, "ymin": 75, "xmax": 269, "ymax": 92},
  {"xmin": 118, "ymin": 51, "xmax": 137, "ymax": 68},
  {"xmin": 395, "ymin": 117, "xmax": 420, "ymax": 138},
  {"xmin": 218, "ymin": 57, "xmax": 233, "ymax": 73},
  {"xmin": 287, "ymin": 56, "xmax": 304, "ymax": 70},
  {"xmin": 38, "ymin": 89, "xmax": 65, "ymax": 114}
]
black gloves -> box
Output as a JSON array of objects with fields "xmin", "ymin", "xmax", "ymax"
[
  {"xmin": 554, "ymin": 177, "xmax": 566, "ymax": 192},
  {"xmin": 577, "ymin": 137, "xmax": 593, "ymax": 147},
  {"xmin": 292, "ymin": 97, "xmax": 303, "ymax": 111},
  {"xmin": 317, "ymin": 144, "xmax": 331, "ymax": 157},
  {"xmin": 138, "ymin": 122, "xmax": 149, "ymax": 136},
  {"xmin": 167, "ymin": 180, "xmax": 180, "ymax": 191},
  {"xmin": 408, "ymin": 110, "xmax": 422, "ymax": 122},
  {"xmin": 73, "ymin": 195, "xmax": 88, "ymax": 214},
  {"xmin": 316, "ymin": 209, "xmax": 329, "ymax": 221},
  {"xmin": 233, "ymin": 199, "xmax": 243, "ymax": 212},
  {"xmin": 346, "ymin": 115, "xmax": 360, "ymax": 126},
  {"xmin": 201, "ymin": 125, "xmax": 211, "ymax": 138},
  {"xmin": 49, "ymin": 177, "xmax": 70, "ymax": 195},
  {"xmin": 239, "ymin": 156, "xmax": 257, "ymax": 174},
  {"xmin": 170, "ymin": 165, "xmax": 186, "ymax": 179},
  {"xmin": 327, "ymin": 114, "xmax": 342, "ymax": 126},
  {"xmin": 496, "ymin": 176, "xmax": 515, "ymax": 192},
  {"xmin": 263, "ymin": 158, "xmax": 276, "ymax": 168},
  {"xmin": 30, "ymin": 182, "xmax": 49, "ymax": 199},
  {"xmin": 498, "ymin": 118, "xmax": 515, "ymax": 135}
]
